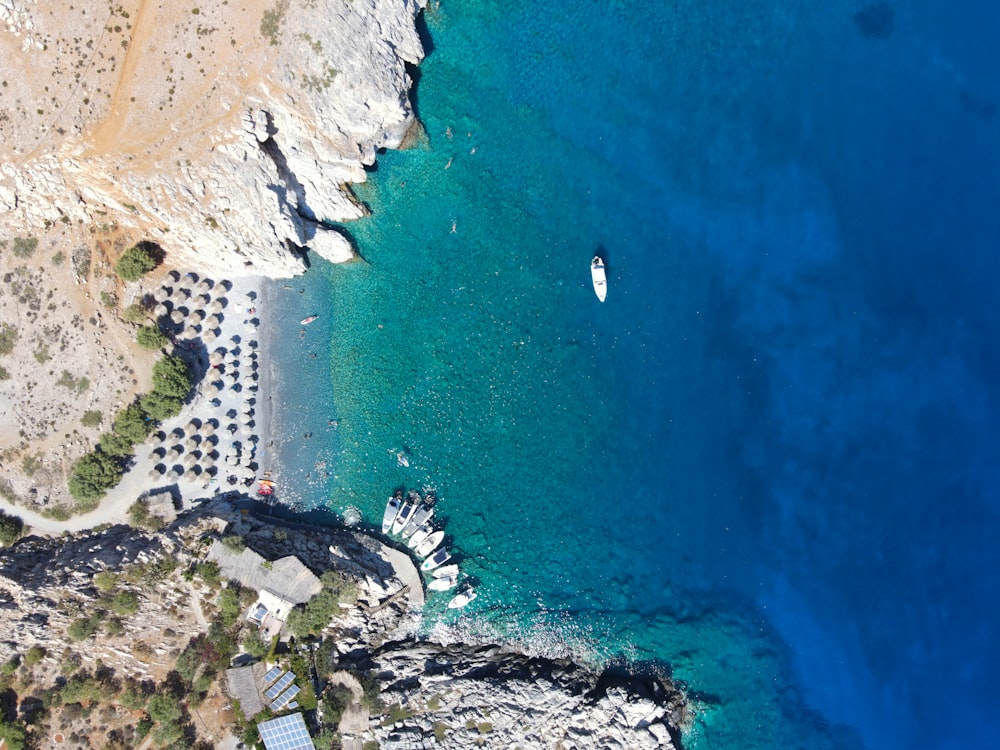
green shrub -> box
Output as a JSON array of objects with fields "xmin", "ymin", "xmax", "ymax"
[
  {"xmin": 23, "ymin": 646, "xmax": 46, "ymax": 666},
  {"xmin": 67, "ymin": 615, "xmax": 101, "ymax": 642},
  {"xmin": 0, "ymin": 510, "xmax": 25, "ymax": 545},
  {"xmin": 111, "ymin": 590, "xmax": 140, "ymax": 616},
  {"xmin": 81, "ymin": 410, "xmax": 103, "ymax": 428},
  {"xmin": 52, "ymin": 250, "xmax": 65, "ymax": 266},
  {"xmin": 12, "ymin": 236, "xmax": 38, "ymax": 258},
  {"xmin": 68, "ymin": 451, "xmax": 123, "ymax": 502},
  {"xmin": 122, "ymin": 303, "xmax": 148, "ymax": 323},
  {"xmin": 0, "ymin": 323, "xmax": 16, "ymax": 355},
  {"xmin": 0, "ymin": 365, "xmax": 9, "ymax": 380},
  {"xmin": 286, "ymin": 570, "xmax": 357, "ymax": 638},
  {"xmin": 242, "ymin": 630, "xmax": 268, "ymax": 659},
  {"xmin": 114, "ymin": 242, "xmax": 159, "ymax": 281},
  {"xmin": 0, "ymin": 717, "xmax": 28, "ymax": 749},
  {"xmin": 136, "ymin": 325, "xmax": 169, "ymax": 350},
  {"xmin": 194, "ymin": 560, "xmax": 221, "ymax": 583},
  {"xmin": 100, "ymin": 291, "xmax": 118, "ymax": 308},
  {"xmin": 217, "ymin": 587, "xmax": 242, "ymax": 628},
  {"xmin": 128, "ymin": 500, "xmax": 164, "ymax": 531},
  {"xmin": 220, "ymin": 534, "xmax": 246, "ymax": 552},
  {"xmin": 94, "ymin": 571, "xmax": 118, "ymax": 592}
]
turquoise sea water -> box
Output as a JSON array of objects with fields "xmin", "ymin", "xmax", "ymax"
[{"xmin": 269, "ymin": 2, "xmax": 1000, "ymax": 748}]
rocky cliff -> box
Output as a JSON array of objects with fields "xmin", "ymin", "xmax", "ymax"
[
  {"xmin": 0, "ymin": 505, "xmax": 689, "ymax": 748},
  {"xmin": 0, "ymin": 0, "xmax": 426, "ymax": 276}
]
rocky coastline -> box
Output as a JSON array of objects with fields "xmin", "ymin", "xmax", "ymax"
[{"xmin": 0, "ymin": 502, "xmax": 689, "ymax": 748}]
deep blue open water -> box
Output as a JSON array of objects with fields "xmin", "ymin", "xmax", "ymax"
[{"xmin": 267, "ymin": 1, "xmax": 1000, "ymax": 748}]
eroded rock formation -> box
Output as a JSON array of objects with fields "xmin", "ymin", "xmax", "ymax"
[{"xmin": 0, "ymin": 0, "xmax": 426, "ymax": 276}]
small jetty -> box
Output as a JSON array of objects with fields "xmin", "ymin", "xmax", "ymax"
[{"xmin": 381, "ymin": 487, "xmax": 475, "ymax": 607}]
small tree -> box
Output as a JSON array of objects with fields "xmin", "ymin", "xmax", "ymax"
[
  {"xmin": 114, "ymin": 242, "xmax": 159, "ymax": 281},
  {"xmin": 136, "ymin": 325, "xmax": 168, "ymax": 350},
  {"xmin": 112, "ymin": 403, "xmax": 153, "ymax": 443},
  {"xmin": 139, "ymin": 391, "xmax": 183, "ymax": 420},
  {"xmin": 99, "ymin": 431, "xmax": 135, "ymax": 457},
  {"xmin": 68, "ymin": 451, "xmax": 123, "ymax": 502},
  {"xmin": 122, "ymin": 303, "xmax": 148, "ymax": 323},
  {"xmin": 151, "ymin": 355, "xmax": 191, "ymax": 398}
]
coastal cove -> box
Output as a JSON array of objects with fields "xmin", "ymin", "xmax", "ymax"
[{"xmin": 265, "ymin": 1, "xmax": 1000, "ymax": 750}]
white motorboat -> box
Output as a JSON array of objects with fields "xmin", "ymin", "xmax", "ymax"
[
  {"xmin": 414, "ymin": 530, "xmax": 445, "ymax": 559},
  {"xmin": 447, "ymin": 589, "xmax": 477, "ymax": 609},
  {"xmin": 421, "ymin": 546, "xmax": 451, "ymax": 572},
  {"xmin": 401, "ymin": 504, "xmax": 434, "ymax": 539},
  {"xmin": 407, "ymin": 524, "xmax": 433, "ymax": 549},
  {"xmin": 428, "ymin": 574, "xmax": 458, "ymax": 591},
  {"xmin": 431, "ymin": 564, "xmax": 459, "ymax": 579},
  {"xmin": 591, "ymin": 256, "xmax": 607, "ymax": 302},
  {"xmin": 390, "ymin": 500, "xmax": 415, "ymax": 535},
  {"xmin": 381, "ymin": 495, "xmax": 401, "ymax": 534}
]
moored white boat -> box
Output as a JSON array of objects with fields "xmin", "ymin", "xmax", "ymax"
[
  {"xmin": 391, "ymin": 500, "xmax": 415, "ymax": 535},
  {"xmin": 591, "ymin": 256, "xmax": 607, "ymax": 302},
  {"xmin": 421, "ymin": 546, "xmax": 451, "ymax": 572},
  {"xmin": 381, "ymin": 495, "xmax": 401, "ymax": 534},
  {"xmin": 447, "ymin": 589, "xmax": 477, "ymax": 609},
  {"xmin": 401, "ymin": 504, "xmax": 434, "ymax": 539},
  {"xmin": 407, "ymin": 524, "xmax": 433, "ymax": 549},
  {"xmin": 428, "ymin": 574, "xmax": 458, "ymax": 591},
  {"xmin": 431, "ymin": 564, "xmax": 459, "ymax": 579},
  {"xmin": 414, "ymin": 530, "xmax": 445, "ymax": 558}
]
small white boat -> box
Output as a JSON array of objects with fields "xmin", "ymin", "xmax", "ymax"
[
  {"xmin": 421, "ymin": 546, "xmax": 451, "ymax": 572},
  {"xmin": 591, "ymin": 256, "xmax": 607, "ymax": 302},
  {"xmin": 448, "ymin": 589, "xmax": 477, "ymax": 609},
  {"xmin": 390, "ymin": 500, "xmax": 415, "ymax": 535},
  {"xmin": 407, "ymin": 524, "xmax": 433, "ymax": 549},
  {"xmin": 414, "ymin": 530, "xmax": 445, "ymax": 558},
  {"xmin": 431, "ymin": 564, "xmax": 459, "ymax": 579},
  {"xmin": 428, "ymin": 574, "xmax": 458, "ymax": 591},
  {"xmin": 381, "ymin": 495, "xmax": 401, "ymax": 534},
  {"xmin": 401, "ymin": 504, "xmax": 434, "ymax": 539}
]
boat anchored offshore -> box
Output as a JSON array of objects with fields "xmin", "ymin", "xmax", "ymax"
[
  {"xmin": 401, "ymin": 503, "xmax": 434, "ymax": 539},
  {"xmin": 414, "ymin": 530, "xmax": 445, "ymax": 558},
  {"xmin": 391, "ymin": 499, "xmax": 415, "ymax": 535},
  {"xmin": 382, "ymin": 493, "xmax": 402, "ymax": 534},
  {"xmin": 591, "ymin": 256, "xmax": 607, "ymax": 302},
  {"xmin": 407, "ymin": 524, "xmax": 433, "ymax": 549},
  {"xmin": 428, "ymin": 574, "xmax": 458, "ymax": 591},
  {"xmin": 421, "ymin": 546, "xmax": 452, "ymax": 572},
  {"xmin": 300, "ymin": 315, "xmax": 319, "ymax": 325},
  {"xmin": 431, "ymin": 564, "xmax": 459, "ymax": 579},
  {"xmin": 448, "ymin": 589, "xmax": 477, "ymax": 609}
]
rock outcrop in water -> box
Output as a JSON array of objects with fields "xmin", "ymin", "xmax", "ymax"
[
  {"xmin": 354, "ymin": 640, "xmax": 685, "ymax": 749},
  {"xmin": 0, "ymin": 0, "xmax": 427, "ymax": 277}
]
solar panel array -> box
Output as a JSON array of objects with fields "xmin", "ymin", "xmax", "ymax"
[
  {"xmin": 262, "ymin": 665, "xmax": 283, "ymax": 686},
  {"xmin": 270, "ymin": 684, "xmax": 300, "ymax": 711},
  {"xmin": 257, "ymin": 712, "xmax": 315, "ymax": 750},
  {"xmin": 264, "ymin": 671, "xmax": 295, "ymax": 700}
]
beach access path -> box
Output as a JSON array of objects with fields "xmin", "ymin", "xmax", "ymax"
[{"xmin": 0, "ymin": 274, "xmax": 273, "ymax": 538}]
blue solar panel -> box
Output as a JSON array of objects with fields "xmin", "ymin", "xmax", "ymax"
[
  {"xmin": 270, "ymin": 684, "xmax": 300, "ymax": 711},
  {"xmin": 257, "ymin": 712, "xmax": 314, "ymax": 750},
  {"xmin": 262, "ymin": 665, "xmax": 283, "ymax": 686},
  {"xmin": 264, "ymin": 671, "xmax": 295, "ymax": 700}
]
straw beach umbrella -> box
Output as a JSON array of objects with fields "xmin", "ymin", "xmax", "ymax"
[
  {"xmin": 168, "ymin": 445, "xmax": 184, "ymax": 458},
  {"xmin": 184, "ymin": 272, "xmax": 199, "ymax": 283},
  {"xmin": 209, "ymin": 300, "xmax": 224, "ymax": 314},
  {"xmin": 170, "ymin": 310, "xmax": 185, "ymax": 325},
  {"xmin": 154, "ymin": 288, "xmax": 170, "ymax": 303},
  {"xmin": 187, "ymin": 419, "xmax": 201, "ymax": 431},
  {"xmin": 203, "ymin": 329, "xmax": 218, "ymax": 343},
  {"xmin": 154, "ymin": 303, "xmax": 169, "ymax": 317},
  {"xmin": 184, "ymin": 437, "xmax": 199, "ymax": 451},
  {"xmin": 169, "ymin": 466, "xmax": 183, "ymax": 479},
  {"xmin": 183, "ymin": 454, "xmax": 198, "ymax": 467},
  {"xmin": 209, "ymin": 351, "xmax": 224, "ymax": 366},
  {"xmin": 184, "ymin": 467, "xmax": 200, "ymax": 481}
]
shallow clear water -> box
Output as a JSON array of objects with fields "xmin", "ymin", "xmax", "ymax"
[{"xmin": 269, "ymin": 1, "xmax": 1000, "ymax": 748}]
